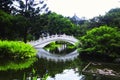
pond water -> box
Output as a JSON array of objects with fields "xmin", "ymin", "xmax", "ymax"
[{"xmin": 0, "ymin": 46, "xmax": 120, "ymax": 80}]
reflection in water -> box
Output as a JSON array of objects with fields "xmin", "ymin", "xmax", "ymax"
[
  {"xmin": 82, "ymin": 62, "xmax": 120, "ymax": 80},
  {"xmin": 58, "ymin": 44, "xmax": 67, "ymax": 52},
  {"xmin": 37, "ymin": 48, "xmax": 79, "ymax": 62},
  {"xmin": 47, "ymin": 69, "xmax": 84, "ymax": 80},
  {"xmin": 0, "ymin": 57, "xmax": 37, "ymax": 80},
  {"xmin": 83, "ymin": 74, "xmax": 120, "ymax": 80},
  {"xmin": 0, "ymin": 57, "xmax": 84, "ymax": 80},
  {"xmin": 30, "ymin": 58, "xmax": 84, "ymax": 80},
  {"xmin": 0, "ymin": 57, "xmax": 37, "ymax": 71},
  {"xmin": 0, "ymin": 57, "xmax": 120, "ymax": 80},
  {"xmin": 0, "ymin": 47, "xmax": 120, "ymax": 80}
]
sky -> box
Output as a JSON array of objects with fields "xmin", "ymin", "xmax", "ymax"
[{"xmin": 45, "ymin": 0, "xmax": 120, "ymax": 19}]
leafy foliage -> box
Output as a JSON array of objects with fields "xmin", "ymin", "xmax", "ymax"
[
  {"xmin": 14, "ymin": 0, "xmax": 49, "ymax": 16},
  {"xmin": 0, "ymin": 10, "xmax": 14, "ymax": 39},
  {"xmin": 12, "ymin": 0, "xmax": 50, "ymax": 42},
  {"xmin": 78, "ymin": 26, "xmax": 120, "ymax": 57},
  {"xmin": 103, "ymin": 8, "xmax": 120, "ymax": 28},
  {"xmin": 0, "ymin": 0, "xmax": 14, "ymax": 13},
  {"xmin": 0, "ymin": 40, "xmax": 37, "ymax": 59},
  {"xmin": 33, "ymin": 12, "xmax": 77, "ymax": 36},
  {"xmin": 88, "ymin": 8, "xmax": 120, "ymax": 29}
]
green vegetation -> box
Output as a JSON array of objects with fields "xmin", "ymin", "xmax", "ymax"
[
  {"xmin": 0, "ymin": 10, "xmax": 14, "ymax": 39},
  {"xmin": 37, "ymin": 12, "xmax": 77, "ymax": 35},
  {"xmin": 44, "ymin": 41, "xmax": 76, "ymax": 55},
  {"xmin": 78, "ymin": 26, "xmax": 120, "ymax": 57},
  {"xmin": 1, "ymin": 1, "xmax": 120, "ymax": 80},
  {"xmin": 1, "ymin": 0, "xmax": 120, "ymax": 59},
  {"xmin": 0, "ymin": 40, "xmax": 37, "ymax": 59},
  {"xmin": 33, "ymin": 58, "xmax": 82, "ymax": 78},
  {"xmin": 44, "ymin": 41, "xmax": 76, "ymax": 50},
  {"xmin": 0, "ymin": 57, "xmax": 37, "ymax": 71},
  {"xmin": 44, "ymin": 42, "xmax": 61, "ymax": 51}
]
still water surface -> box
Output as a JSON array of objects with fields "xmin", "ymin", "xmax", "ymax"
[{"xmin": 0, "ymin": 48, "xmax": 120, "ymax": 80}]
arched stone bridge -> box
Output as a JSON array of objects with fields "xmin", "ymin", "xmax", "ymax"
[{"xmin": 28, "ymin": 34, "xmax": 79, "ymax": 48}]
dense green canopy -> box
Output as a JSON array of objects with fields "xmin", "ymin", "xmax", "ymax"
[{"xmin": 78, "ymin": 26, "xmax": 120, "ymax": 57}]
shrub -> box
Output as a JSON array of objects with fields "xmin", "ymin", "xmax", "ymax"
[
  {"xmin": 78, "ymin": 26, "xmax": 120, "ymax": 57},
  {"xmin": 0, "ymin": 40, "xmax": 37, "ymax": 59}
]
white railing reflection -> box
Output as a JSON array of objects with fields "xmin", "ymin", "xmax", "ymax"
[{"xmin": 37, "ymin": 48, "xmax": 79, "ymax": 62}]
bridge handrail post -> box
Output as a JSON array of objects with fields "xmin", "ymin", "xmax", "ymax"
[{"xmin": 55, "ymin": 34, "xmax": 57, "ymax": 37}]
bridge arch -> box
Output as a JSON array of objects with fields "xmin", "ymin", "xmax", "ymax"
[{"xmin": 28, "ymin": 34, "xmax": 79, "ymax": 48}]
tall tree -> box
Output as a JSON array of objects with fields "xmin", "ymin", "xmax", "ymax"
[
  {"xmin": 88, "ymin": 8, "xmax": 120, "ymax": 29},
  {"xmin": 0, "ymin": 10, "xmax": 14, "ymax": 39},
  {"xmin": 0, "ymin": 0, "xmax": 14, "ymax": 13},
  {"xmin": 33, "ymin": 12, "xmax": 77, "ymax": 36},
  {"xmin": 103, "ymin": 8, "xmax": 120, "ymax": 28},
  {"xmin": 14, "ymin": 0, "xmax": 49, "ymax": 42}
]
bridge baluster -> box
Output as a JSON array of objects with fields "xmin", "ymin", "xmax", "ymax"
[{"xmin": 28, "ymin": 34, "xmax": 79, "ymax": 48}]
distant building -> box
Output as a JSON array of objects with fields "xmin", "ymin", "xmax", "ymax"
[
  {"xmin": 71, "ymin": 14, "xmax": 86, "ymax": 25},
  {"xmin": 72, "ymin": 14, "xmax": 81, "ymax": 21}
]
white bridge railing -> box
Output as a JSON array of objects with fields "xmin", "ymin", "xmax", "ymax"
[{"xmin": 28, "ymin": 34, "xmax": 79, "ymax": 48}]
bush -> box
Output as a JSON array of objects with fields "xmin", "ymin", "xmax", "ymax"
[
  {"xmin": 0, "ymin": 40, "xmax": 37, "ymax": 59},
  {"xmin": 78, "ymin": 26, "xmax": 120, "ymax": 57}
]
